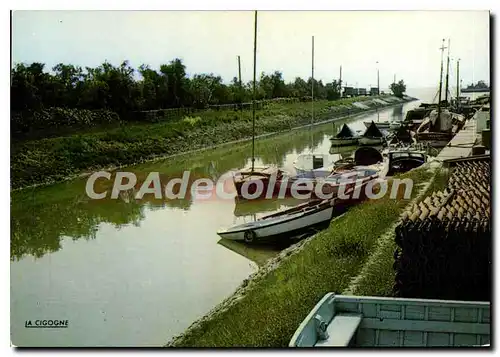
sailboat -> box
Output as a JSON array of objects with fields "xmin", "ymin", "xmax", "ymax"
[
  {"xmin": 415, "ymin": 39, "xmax": 465, "ymax": 147},
  {"xmin": 359, "ymin": 121, "xmax": 385, "ymax": 146},
  {"xmin": 293, "ymin": 36, "xmax": 333, "ymax": 179},
  {"xmin": 233, "ymin": 11, "xmax": 285, "ymax": 199},
  {"xmin": 330, "ymin": 123, "xmax": 359, "ymax": 146}
]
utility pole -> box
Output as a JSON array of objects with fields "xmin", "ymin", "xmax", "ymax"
[
  {"xmin": 394, "ymin": 74, "xmax": 396, "ymax": 84},
  {"xmin": 445, "ymin": 39, "xmax": 450, "ymax": 104},
  {"xmin": 237, "ymin": 55, "xmax": 242, "ymax": 89}
]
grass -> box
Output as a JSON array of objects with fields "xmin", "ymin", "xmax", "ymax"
[
  {"xmin": 168, "ymin": 167, "xmax": 435, "ymax": 347},
  {"xmin": 346, "ymin": 165, "xmax": 450, "ymax": 297},
  {"xmin": 11, "ymin": 96, "xmax": 405, "ymax": 190}
]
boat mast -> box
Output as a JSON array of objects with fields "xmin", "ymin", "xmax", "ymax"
[
  {"xmin": 311, "ymin": 35, "xmax": 314, "ymax": 149},
  {"xmin": 456, "ymin": 58, "xmax": 460, "ymax": 106},
  {"xmin": 437, "ymin": 39, "xmax": 446, "ymax": 127},
  {"xmin": 238, "ymin": 55, "xmax": 242, "ymax": 92},
  {"xmin": 445, "ymin": 39, "xmax": 450, "ymax": 104},
  {"xmin": 339, "ymin": 65, "xmax": 342, "ymax": 97},
  {"xmin": 251, "ymin": 10, "xmax": 257, "ymax": 172},
  {"xmin": 237, "ymin": 54, "xmax": 243, "ymax": 124}
]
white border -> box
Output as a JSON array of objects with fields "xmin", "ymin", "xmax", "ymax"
[{"xmin": 3, "ymin": 1, "xmax": 498, "ymax": 356}]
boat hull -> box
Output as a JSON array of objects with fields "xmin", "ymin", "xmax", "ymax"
[
  {"xmin": 218, "ymin": 175, "xmax": 377, "ymax": 243},
  {"xmin": 364, "ymin": 121, "xmax": 390, "ymax": 129},
  {"xmin": 217, "ymin": 202, "xmax": 336, "ymax": 242},
  {"xmin": 289, "ymin": 293, "xmax": 490, "ymax": 347},
  {"xmin": 329, "ymin": 138, "xmax": 359, "ymax": 146},
  {"xmin": 359, "ymin": 137, "xmax": 384, "ymax": 146}
]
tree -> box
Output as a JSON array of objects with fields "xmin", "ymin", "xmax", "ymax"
[
  {"xmin": 159, "ymin": 58, "xmax": 189, "ymax": 107},
  {"xmin": 325, "ymin": 80, "xmax": 341, "ymax": 101},
  {"xmin": 189, "ymin": 74, "xmax": 227, "ymax": 108},
  {"xmin": 390, "ymin": 80, "xmax": 406, "ymax": 98},
  {"xmin": 292, "ymin": 77, "xmax": 309, "ymax": 98}
]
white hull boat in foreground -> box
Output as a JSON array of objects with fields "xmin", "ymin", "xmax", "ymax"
[{"xmin": 289, "ymin": 293, "xmax": 490, "ymax": 347}]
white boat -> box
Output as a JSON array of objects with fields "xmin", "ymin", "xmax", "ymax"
[
  {"xmin": 217, "ymin": 198, "xmax": 338, "ymax": 243},
  {"xmin": 217, "ymin": 175, "xmax": 377, "ymax": 243},
  {"xmin": 289, "ymin": 293, "xmax": 490, "ymax": 347},
  {"xmin": 364, "ymin": 120, "xmax": 401, "ymax": 131}
]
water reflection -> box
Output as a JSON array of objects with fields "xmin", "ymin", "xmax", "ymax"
[
  {"xmin": 10, "ymin": 121, "xmax": 335, "ymax": 262},
  {"xmin": 11, "ymin": 103, "xmax": 421, "ymax": 263},
  {"xmin": 217, "ymin": 239, "xmax": 282, "ymax": 267},
  {"xmin": 392, "ymin": 105, "xmax": 404, "ymax": 121},
  {"xmin": 11, "ymin": 101, "xmax": 422, "ymax": 346}
]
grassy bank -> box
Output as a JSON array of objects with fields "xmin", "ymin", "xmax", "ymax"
[
  {"xmin": 11, "ymin": 96, "xmax": 413, "ymax": 190},
  {"xmin": 345, "ymin": 165, "xmax": 449, "ymax": 297},
  {"xmin": 168, "ymin": 166, "xmax": 435, "ymax": 347}
]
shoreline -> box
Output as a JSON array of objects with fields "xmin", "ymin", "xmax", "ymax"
[
  {"xmin": 166, "ymin": 164, "xmax": 438, "ymax": 347},
  {"xmin": 12, "ymin": 96, "xmax": 417, "ymax": 192}
]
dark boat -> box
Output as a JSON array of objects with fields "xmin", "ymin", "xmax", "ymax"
[
  {"xmin": 389, "ymin": 125, "xmax": 415, "ymax": 145},
  {"xmin": 386, "ymin": 150, "xmax": 426, "ymax": 176},
  {"xmin": 416, "ymin": 39, "xmax": 465, "ymax": 147},
  {"xmin": 330, "ymin": 124, "xmax": 359, "ymax": 146},
  {"xmin": 403, "ymin": 107, "xmax": 431, "ymax": 130},
  {"xmin": 359, "ymin": 121, "xmax": 385, "ymax": 146}
]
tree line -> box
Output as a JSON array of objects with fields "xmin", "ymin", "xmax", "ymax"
[{"xmin": 11, "ymin": 58, "xmax": 343, "ymax": 116}]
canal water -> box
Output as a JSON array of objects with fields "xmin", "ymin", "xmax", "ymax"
[{"xmin": 11, "ymin": 97, "xmax": 425, "ymax": 347}]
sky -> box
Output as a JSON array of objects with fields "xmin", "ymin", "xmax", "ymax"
[{"xmin": 11, "ymin": 10, "xmax": 490, "ymax": 89}]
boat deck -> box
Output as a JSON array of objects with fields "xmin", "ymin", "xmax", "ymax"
[{"xmin": 435, "ymin": 118, "xmax": 480, "ymax": 162}]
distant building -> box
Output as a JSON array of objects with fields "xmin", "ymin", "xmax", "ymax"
[
  {"xmin": 343, "ymin": 87, "xmax": 355, "ymax": 97},
  {"xmin": 370, "ymin": 88, "xmax": 380, "ymax": 96},
  {"xmin": 357, "ymin": 88, "xmax": 367, "ymax": 96}
]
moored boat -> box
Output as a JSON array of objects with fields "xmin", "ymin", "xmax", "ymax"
[
  {"xmin": 293, "ymin": 154, "xmax": 332, "ymax": 178},
  {"xmin": 330, "ymin": 124, "xmax": 359, "ymax": 147},
  {"xmin": 232, "ymin": 166, "xmax": 285, "ymax": 199},
  {"xmin": 217, "ymin": 198, "xmax": 337, "ymax": 243},
  {"xmin": 217, "ymin": 174, "xmax": 378, "ymax": 243},
  {"xmin": 289, "ymin": 293, "xmax": 490, "ymax": 347},
  {"xmin": 359, "ymin": 121, "xmax": 385, "ymax": 146},
  {"xmin": 363, "ymin": 120, "xmax": 391, "ymax": 129},
  {"xmin": 386, "ymin": 149, "xmax": 426, "ymax": 176}
]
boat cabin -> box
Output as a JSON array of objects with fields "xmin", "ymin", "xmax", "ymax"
[{"xmin": 386, "ymin": 151, "xmax": 426, "ymax": 176}]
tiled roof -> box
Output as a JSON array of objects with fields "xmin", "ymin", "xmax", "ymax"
[{"xmin": 393, "ymin": 155, "xmax": 491, "ymax": 301}]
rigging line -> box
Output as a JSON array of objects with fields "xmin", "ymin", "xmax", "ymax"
[
  {"xmin": 310, "ymin": 35, "xmax": 315, "ymax": 153},
  {"xmin": 251, "ymin": 10, "xmax": 257, "ymax": 172}
]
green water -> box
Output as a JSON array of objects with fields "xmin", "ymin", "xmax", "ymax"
[{"xmin": 10, "ymin": 102, "xmax": 421, "ymax": 346}]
